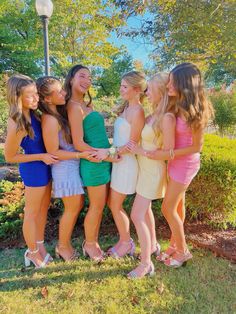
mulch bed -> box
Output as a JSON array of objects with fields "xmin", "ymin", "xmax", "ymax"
[{"xmin": 1, "ymin": 212, "xmax": 236, "ymax": 263}]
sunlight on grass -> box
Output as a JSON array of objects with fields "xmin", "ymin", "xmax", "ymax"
[{"xmin": 0, "ymin": 239, "xmax": 236, "ymax": 314}]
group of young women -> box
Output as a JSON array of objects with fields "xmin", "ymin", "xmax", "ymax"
[{"xmin": 4, "ymin": 62, "xmax": 213, "ymax": 278}]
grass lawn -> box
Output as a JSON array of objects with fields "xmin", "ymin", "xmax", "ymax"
[{"xmin": 0, "ymin": 237, "xmax": 235, "ymax": 314}]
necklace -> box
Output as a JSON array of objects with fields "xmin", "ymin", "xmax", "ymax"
[{"xmin": 70, "ymin": 99, "xmax": 86, "ymax": 106}]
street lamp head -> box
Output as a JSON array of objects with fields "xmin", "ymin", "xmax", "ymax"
[{"xmin": 36, "ymin": 0, "xmax": 53, "ymax": 18}]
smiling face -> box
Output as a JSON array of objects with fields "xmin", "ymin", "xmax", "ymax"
[
  {"xmin": 47, "ymin": 81, "xmax": 66, "ymax": 106},
  {"xmin": 146, "ymin": 81, "xmax": 162, "ymax": 106},
  {"xmin": 71, "ymin": 68, "xmax": 92, "ymax": 95},
  {"xmin": 21, "ymin": 84, "xmax": 39, "ymax": 111},
  {"xmin": 119, "ymin": 79, "xmax": 140, "ymax": 101}
]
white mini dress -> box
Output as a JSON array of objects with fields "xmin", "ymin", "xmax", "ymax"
[{"xmin": 110, "ymin": 116, "xmax": 138, "ymax": 195}]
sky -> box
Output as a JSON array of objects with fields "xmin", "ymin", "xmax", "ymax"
[{"xmin": 109, "ymin": 15, "xmax": 155, "ymax": 68}]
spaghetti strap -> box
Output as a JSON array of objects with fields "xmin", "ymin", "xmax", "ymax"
[{"xmin": 165, "ymin": 112, "xmax": 175, "ymax": 119}]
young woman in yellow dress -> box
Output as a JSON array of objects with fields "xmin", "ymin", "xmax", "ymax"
[{"xmin": 127, "ymin": 73, "xmax": 171, "ymax": 278}]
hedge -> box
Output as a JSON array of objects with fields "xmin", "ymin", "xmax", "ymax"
[{"xmin": 0, "ymin": 134, "xmax": 235, "ymax": 241}]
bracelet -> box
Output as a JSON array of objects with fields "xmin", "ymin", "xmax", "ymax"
[
  {"xmin": 75, "ymin": 152, "xmax": 80, "ymax": 159},
  {"xmin": 169, "ymin": 148, "xmax": 175, "ymax": 160}
]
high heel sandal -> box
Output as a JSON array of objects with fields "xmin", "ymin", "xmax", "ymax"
[
  {"xmin": 55, "ymin": 246, "xmax": 79, "ymax": 262},
  {"xmin": 152, "ymin": 242, "xmax": 161, "ymax": 257},
  {"xmin": 156, "ymin": 244, "xmax": 176, "ymax": 262},
  {"xmin": 82, "ymin": 241, "xmax": 104, "ymax": 263},
  {"xmin": 127, "ymin": 261, "xmax": 155, "ymax": 279},
  {"xmin": 137, "ymin": 242, "xmax": 161, "ymax": 261},
  {"xmin": 36, "ymin": 240, "xmax": 53, "ymax": 263},
  {"xmin": 164, "ymin": 249, "xmax": 193, "ymax": 268},
  {"xmin": 24, "ymin": 248, "xmax": 47, "ymax": 269},
  {"xmin": 107, "ymin": 238, "xmax": 135, "ymax": 259}
]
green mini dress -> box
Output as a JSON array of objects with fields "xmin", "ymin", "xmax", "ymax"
[{"xmin": 80, "ymin": 111, "xmax": 111, "ymax": 186}]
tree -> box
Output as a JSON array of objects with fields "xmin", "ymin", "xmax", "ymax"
[
  {"xmin": 114, "ymin": 0, "xmax": 236, "ymax": 83},
  {"xmin": 96, "ymin": 51, "xmax": 133, "ymax": 97},
  {"xmin": 0, "ymin": 0, "xmax": 125, "ymax": 77}
]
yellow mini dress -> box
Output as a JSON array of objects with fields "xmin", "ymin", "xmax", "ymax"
[{"xmin": 136, "ymin": 123, "xmax": 167, "ymax": 200}]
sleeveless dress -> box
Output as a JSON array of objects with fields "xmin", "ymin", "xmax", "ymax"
[
  {"xmin": 110, "ymin": 116, "xmax": 138, "ymax": 194},
  {"xmin": 19, "ymin": 110, "xmax": 51, "ymax": 187},
  {"xmin": 136, "ymin": 124, "xmax": 167, "ymax": 200},
  {"xmin": 168, "ymin": 117, "xmax": 200, "ymax": 185},
  {"xmin": 80, "ymin": 111, "xmax": 111, "ymax": 186},
  {"xmin": 52, "ymin": 131, "xmax": 84, "ymax": 197}
]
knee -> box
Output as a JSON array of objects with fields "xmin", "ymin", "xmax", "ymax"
[
  {"xmin": 161, "ymin": 202, "xmax": 170, "ymax": 218},
  {"xmin": 24, "ymin": 207, "xmax": 39, "ymax": 220},
  {"xmin": 131, "ymin": 210, "xmax": 142, "ymax": 225}
]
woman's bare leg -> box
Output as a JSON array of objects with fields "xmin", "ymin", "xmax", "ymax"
[
  {"xmin": 84, "ymin": 185, "xmax": 106, "ymax": 259},
  {"xmin": 23, "ymin": 185, "xmax": 48, "ymax": 265},
  {"xmin": 57, "ymin": 194, "xmax": 83, "ymax": 260}
]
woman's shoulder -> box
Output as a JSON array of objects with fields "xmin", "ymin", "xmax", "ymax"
[
  {"xmin": 160, "ymin": 112, "xmax": 176, "ymax": 130},
  {"xmin": 42, "ymin": 113, "xmax": 58, "ymax": 126},
  {"xmin": 7, "ymin": 118, "xmax": 26, "ymax": 140}
]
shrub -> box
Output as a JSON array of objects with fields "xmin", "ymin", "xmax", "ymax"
[
  {"xmin": 209, "ymin": 87, "xmax": 236, "ymax": 136},
  {"xmin": 186, "ymin": 134, "xmax": 236, "ymax": 228},
  {"xmin": 0, "ymin": 74, "xmax": 8, "ymax": 142},
  {"xmin": 0, "ymin": 180, "xmax": 25, "ymax": 239}
]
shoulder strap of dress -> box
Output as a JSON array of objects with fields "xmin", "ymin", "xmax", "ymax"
[{"xmin": 164, "ymin": 112, "xmax": 175, "ymax": 119}]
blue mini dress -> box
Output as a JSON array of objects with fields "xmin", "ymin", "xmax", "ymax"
[
  {"xmin": 19, "ymin": 110, "xmax": 52, "ymax": 187},
  {"xmin": 51, "ymin": 131, "xmax": 84, "ymax": 198}
]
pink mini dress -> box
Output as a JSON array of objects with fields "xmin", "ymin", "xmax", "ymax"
[{"xmin": 168, "ymin": 117, "xmax": 200, "ymax": 185}]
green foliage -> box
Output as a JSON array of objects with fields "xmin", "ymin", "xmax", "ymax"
[
  {"xmin": 209, "ymin": 87, "xmax": 236, "ymax": 136},
  {"xmin": 0, "ymin": 0, "xmax": 125, "ymax": 77},
  {"xmin": 186, "ymin": 134, "xmax": 236, "ymax": 228},
  {"xmin": 115, "ymin": 0, "xmax": 236, "ymax": 84},
  {"xmin": 0, "ymin": 74, "xmax": 8, "ymax": 141},
  {"xmin": 0, "ymin": 181, "xmax": 24, "ymax": 239},
  {"xmin": 96, "ymin": 51, "xmax": 133, "ymax": 97}
]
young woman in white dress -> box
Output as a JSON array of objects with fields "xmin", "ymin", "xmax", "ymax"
[{"xmin": 107, "ymin": 71, "xmax": 146, "ymax": 258}]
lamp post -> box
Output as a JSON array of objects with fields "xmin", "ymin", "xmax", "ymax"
[{"xmin": 35, "ymin": 0, "xmax": 54, "ymax": 75}]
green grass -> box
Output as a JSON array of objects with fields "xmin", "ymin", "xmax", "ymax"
[{"xmin": 0, "ymin": 237, "xmax": 235, "ymax": 314}]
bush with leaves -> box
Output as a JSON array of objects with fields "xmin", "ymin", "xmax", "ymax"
[
  {"xmin": 186, "ymin": 134, "xmax": 236, "ymax": 228},
  {"xmin": 209, "ymin": 85, "xmax": 236, "ymax": 136}
]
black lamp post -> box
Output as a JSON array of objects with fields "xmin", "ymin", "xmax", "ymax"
[{"xmin": 36, "ymin": 0, "xmax": 54, "ymax": 75}]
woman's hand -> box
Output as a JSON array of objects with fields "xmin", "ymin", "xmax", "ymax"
[
  {"xmin": 106, "ymin": 154, "xmax": 122, "ymax": 163},
  {"xmin": 41, "ymin": 154, "xmax": 58, "ymax": 165},
  {"xmin": 126, "ymin": 141, "xmax": 144, "ymax": 155},
  {"xmin": 95, "ymin": 148, "xmax": 109, "ymax": 161}
]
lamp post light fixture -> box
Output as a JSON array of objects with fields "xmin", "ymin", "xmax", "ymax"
[{"xmin": 35, "ymin": 0, "xmax": 54, "ymax": 75}]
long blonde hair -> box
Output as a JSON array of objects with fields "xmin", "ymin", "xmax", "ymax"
[
  {"xmin": 7, "ymin": 74, "xmax": 36, "ymax": 138},
  {"xmin": 149, "ymin": 72, "xmax": 170, "ymax": 134},
  {"xmin": 116, "ymin": 71, "xmax": 147, "ymax": 115}
]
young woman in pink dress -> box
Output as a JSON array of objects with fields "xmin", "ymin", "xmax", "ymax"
[{"xmin": 129, "ymin": 63, "xmax": 214, "ymax": 268}]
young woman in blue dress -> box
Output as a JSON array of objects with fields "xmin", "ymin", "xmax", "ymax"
[{"xmin": 4, "ymin": 74, "xmax": 58, "ymax": 268}]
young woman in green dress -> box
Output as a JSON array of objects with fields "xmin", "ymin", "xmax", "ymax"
[{"xmin": 64, "ymin": 64, "xmax": 119, "ymax": 262}]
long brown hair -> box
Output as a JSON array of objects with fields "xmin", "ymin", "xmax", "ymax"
[
  {"xmin": 6, "ymin": 74, "xmax": 36, "ymax": 138},
  {"xmin": 64, "ymin": 64, "xmax": 92, "ymax": 106},
  {"xmin": 170, "ymin": 62, "xmax": 214, "ymax": 130},
  {"xmin": 36, "ymin": 76, "xmax": 72, "ymax": 143},
  {"xmin": 116, "ymin": 71, "xmax": 147, "ymax": 115}
]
